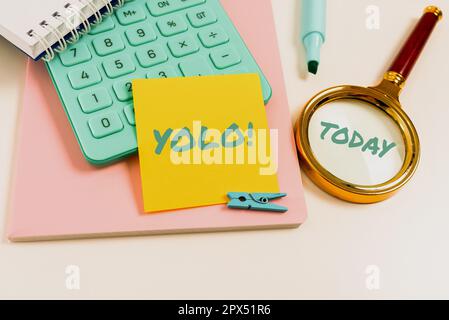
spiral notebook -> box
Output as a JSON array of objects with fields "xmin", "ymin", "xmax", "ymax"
[{"xmin": 0, "ymin": 0, "xmax": 124, "ymax": 60}]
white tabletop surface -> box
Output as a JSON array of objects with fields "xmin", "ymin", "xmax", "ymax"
[{"xmin": 1, "ymin": 0, "xmax": 448, "ymax": 299}]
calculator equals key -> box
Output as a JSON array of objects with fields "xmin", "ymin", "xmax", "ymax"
[{"xmin": 46, "ymin": 0, "xmax": 272, "ymax": 165}]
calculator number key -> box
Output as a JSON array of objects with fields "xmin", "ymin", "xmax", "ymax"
[
  {"xmin": 125, "ymin": 23, "xmax": 157, "ymax": 46},
  {"xmin": 78, "ymin": 87, "xmax": 113, "ymax": 113},
  {"xmin": 124, "ymin": 104, "xmax": 136, "ymax": 126},
  {"xmin": 68, "ymin": 64, "xmax": 102, "ymax": 89},
  {"xmin": 135, "ymin": 44, "xmax": 168, "ymax": 67},
  {"xmin": 103, "ymin": 54, "xmax": 136, "ymax": 79},
  {"xmin": 88, "ymin": 112, "xmax": 124, "ymax": 139},
  {"xmin": 186, "ymin": 7, "xmax": 217, "ymax": 27},
  {"xmin": 146, "ymin": 64, "xmax": 179, "ymax": 78},
  {"xmin": 92, "ymin": 33, "xmax": 125, "ymax": 56},
  {"xmin": 59, "ymin": 43, "xmax": 92, "ymax": 66},
  {"xmin": 113, "ymin": 79, "xmax": 134, "ymax": 101}
]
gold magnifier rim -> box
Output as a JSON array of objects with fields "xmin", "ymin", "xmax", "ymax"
[{"xmin": 295, "ymin": 85, "xmax": 420, "ymax": 204}]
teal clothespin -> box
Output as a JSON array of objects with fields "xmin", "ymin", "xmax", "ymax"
[{"xmin": 227, "ymin": 192, "xmax": 288, "ymax": 213}]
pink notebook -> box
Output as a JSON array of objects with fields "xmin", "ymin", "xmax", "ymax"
[{"xmin": 7, "ymin": 0, "xmax": 307, "ymax": 241}]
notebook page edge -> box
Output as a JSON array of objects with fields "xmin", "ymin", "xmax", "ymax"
[{"xmin": 0, "ymin": 0, "xmax": 116, "ymax": 59}]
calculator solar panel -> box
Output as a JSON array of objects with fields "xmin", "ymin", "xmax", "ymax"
[{"xmin": 46, "ymin": 0, "xmax": 272, "ymax": 165}]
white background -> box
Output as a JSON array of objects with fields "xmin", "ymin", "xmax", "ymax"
[{"xmin": 1, "ymin": 0, "xmax": 448, "ymax": 298}]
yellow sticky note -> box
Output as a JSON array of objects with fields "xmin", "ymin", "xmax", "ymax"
[{"xmin": 133, "ymin": 74, "xmax": 279, "ymax": 213}]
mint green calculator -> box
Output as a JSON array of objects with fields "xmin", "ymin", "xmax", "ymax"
[{"xmin": 46, "ymin": 0, "xmax": 271, "ymax": 165}]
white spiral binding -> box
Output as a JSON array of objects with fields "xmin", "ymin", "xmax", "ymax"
[
  {"xmin": 114, "ymin": 0, "xmax": 125, "ymax": 9},
  {"xmin": 27, "ymin": 29, "xmax": 55, "ymax": 62},
  {"xmin": 68, "ymin": 2, "xmax": 92, "ymax": 35},
  {"xmin": 28, "ymin": 0, "xmax": 125, "ymax": 61},
  {"xmin": 53, "ymin": 11, "xmax": 80, "ymax": 44},
  {"xmin": 40, "ymin": 20, "xmax": 68, "ymax": 54},
  {"xmin": 83, "ymin": 0, "xmax": 103, "ymax": 26},
  {"xmin": 100, "ymin": 0, "xmax": 114, "ymax": 16}
]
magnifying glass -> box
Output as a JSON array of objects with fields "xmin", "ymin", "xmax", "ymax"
[{"xmin": 296, "ymin": 6, "xmax": 443, "ymax": 203}]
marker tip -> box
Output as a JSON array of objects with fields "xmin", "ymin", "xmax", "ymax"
[{"xmin": 308, "ymin": 61, "xmax": 319, "ymax": 74}]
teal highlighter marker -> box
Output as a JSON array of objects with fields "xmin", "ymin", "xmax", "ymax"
[{"xmin": 301, "ymin": 0, "xmax": 327, "ymax": 74}]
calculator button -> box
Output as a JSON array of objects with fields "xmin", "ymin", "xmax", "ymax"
[
  {"xmin": 88, "ymin": 16, "xmax": 115, "ymax": 35},
  {"xmin": 88, "ymin": 112, "xmax": 124, "ymax": 139},
  {"xmin": 78, "ymin": 87, "xmax": 113, "ymax": 113},
  {"xmin": 113, "ymin": 79, "xmax": 134, "ymax": 101},
  {"xmin": 167, "ymin": 34, "xmax": 199, "ymax": 57},
  {"xmin": 59, "ymin": 43, "xmax": 92, "ymax": 67},
  {"xmin": 210, "ymin": 47, "xmax": 241, "ymax": 69},
  {"xmin": 146, "ymin": 0, "xmax": 205, "ymax": 16},
  {"xmin": 198, "ymin": 26, "xmax": 229, "ymax": 48},
  {"xmin": 186, "ymin": 7, "xmax": 217, "ymax": 27},
  {"xmin": 67, "ymin": 64, "xmax": 102, "ymax": 89},
  {"xmin": 102, "ymin": 54, "xmax": 136, "ymax": 79},
  {"xmin": 146, "ymin": 0, "xmax": 178, "ymax": 16},
  {"xmin": 146, "ymin": 64, "xmax": 179, "ymax": 78},
  {"xmin": 179, "ymin": 56, "xmax": 213, "ymax": 76},
  {"xmin": 135, "ymin": 44, "xmax": 168, "ymax": 67},
  {"xmin": 115, "ymin": 3, "xmax": 147, "ymax": 25},
  {"xmin": 157, "ymin": 14, "xmax": 188, "ymax": 36},
  {"xmin": 92, "ymin": 33, "xmax": 125, "ymax": 56},
  {"xmin": 125, "ymin": 23, "xmax": 157, "ymax": 46},
  {"xmin": 124, "ymin": 104, "xmax": 136, "ymax": 126}
]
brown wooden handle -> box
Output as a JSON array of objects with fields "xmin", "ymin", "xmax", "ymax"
[{"xmin": 389, "ymin": 6, "xmax": 442, "ymax": 79}]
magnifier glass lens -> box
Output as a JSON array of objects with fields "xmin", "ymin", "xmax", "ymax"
[{"xmin": 308, "ymin": 99, "xmax": 406, "ymax": 186}]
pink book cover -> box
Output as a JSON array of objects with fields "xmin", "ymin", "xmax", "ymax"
[{"xmin": 7, "ymin": 0, "xmax": 307, "ymax": 241}]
